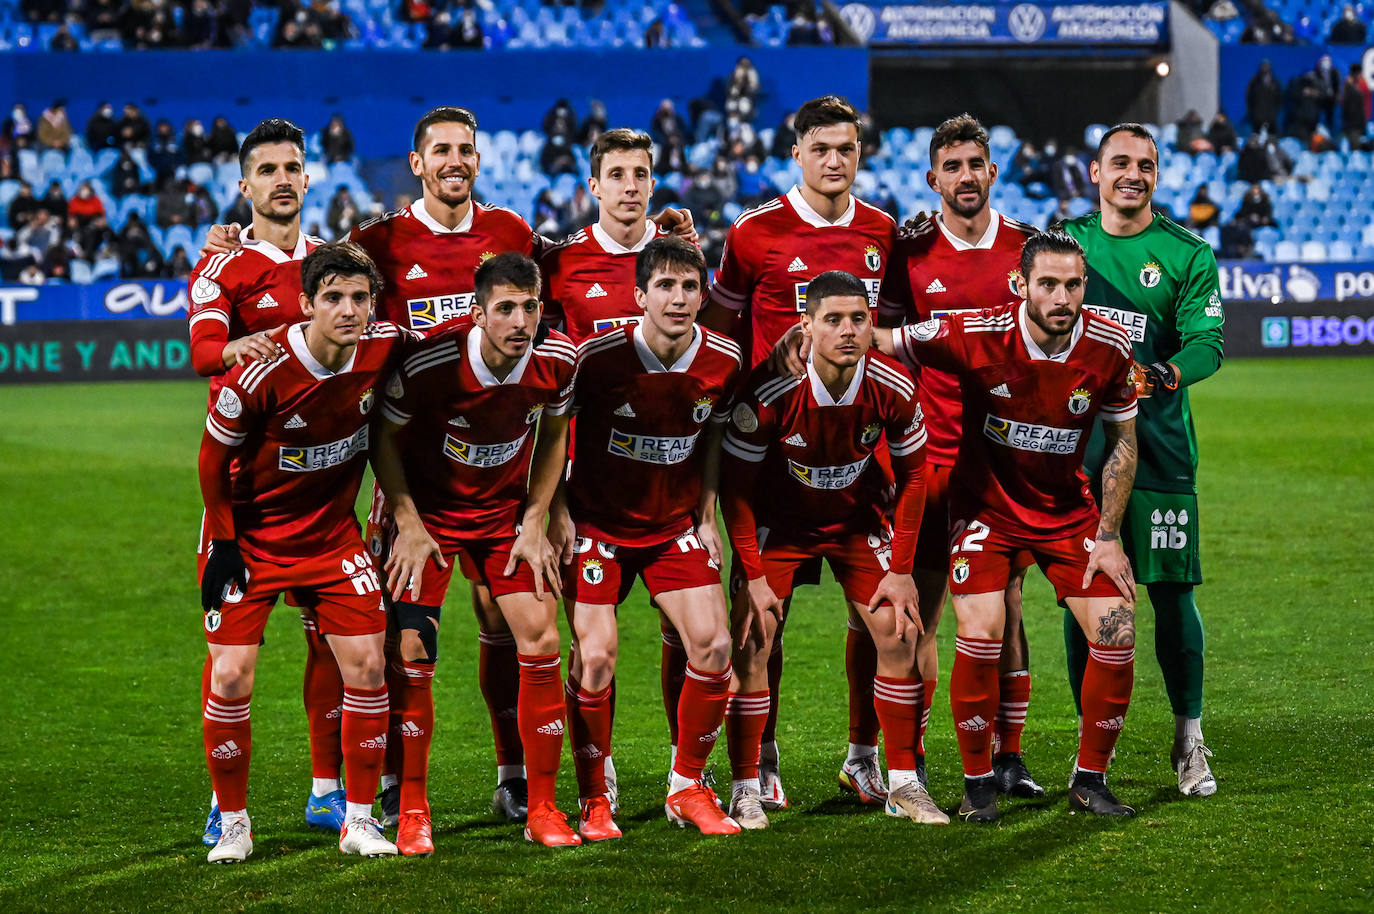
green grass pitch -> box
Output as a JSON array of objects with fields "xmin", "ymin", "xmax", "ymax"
[{"xmin": 1, "ymin": 357, "xmax": 1371, "ymax": 912}]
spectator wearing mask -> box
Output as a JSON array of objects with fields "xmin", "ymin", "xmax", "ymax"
[
  {"xmin": 86, "ymin": 102, "xmax": 119, "ymax": 152},
  {"xmin": 1246, "ymin": 60, "xmax": 1282, "ymax": 134},
  {"xmin": 1236, "ymin": 182, "xmax": 1277, "ymax": 226},
  {"xmin": 1329, "ymin": 4, "xmax": 1367, "ymax": 44},
  {"xmin": 206, "ymin": 117, "xmax": 238, "ymax": 163},
  {"xmin": 68, "ymin": 182, "xmax": 106, "ymax": 226},
  {"xmin": 182, "ymin": 119, "xmax": 210, "ymax": 164},
  {"xmin": 323, "ymin": 114, "xmax": 354, "ymax": 162}
]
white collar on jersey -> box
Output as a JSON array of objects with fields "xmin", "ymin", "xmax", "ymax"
[
  {"xmin": 288, "ymin": 321, "xmax": 357, "ymax": 378},
  {"xmin": 787, "ymin": 185, "xmax": 856, "ymax": 228},
  {"xmin": 591, "ymin": 219, "xmax": 656, "ymax": 255},
  {"xmin": 241, "ymin": 227, "xmax": 311, "ymax": 264},
  {"xmin": 806, "ymin": 353, "xmax": 865, "ymax": 406},
  {"xmin": 410, "ymin": 199, "xmax": 474, "ymax": 235},
  {"xmin": 1017, "ymin": 301, "xmax": 1084, "ymax": 362},
  {"xmin": 935, "ymin": 209, "xmax": 1002, "ymax": 252},
  {"xmin": 633, "ymin": 322, "xmax": 701, "ymax": 373},
  {"xmin": 467, "ymin": 322, "xmax": 532, "ymax": 387}
]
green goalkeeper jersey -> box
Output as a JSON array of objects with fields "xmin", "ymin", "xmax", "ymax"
[{"xmin": 1062, "ymin": 211, "xmax": 1225, "ymax": 493}]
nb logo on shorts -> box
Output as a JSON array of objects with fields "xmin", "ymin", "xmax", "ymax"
[
  {"xmin": 1149, "ymin": 509, "xmax": 1189, "ymax": 551},
  {"xmin": 341, "ymin": 554, "xmax": 380, "ymax": 596}
]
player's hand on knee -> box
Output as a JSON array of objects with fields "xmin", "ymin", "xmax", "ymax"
[
  {"xmin": 200, "ymin": 222, "xmax": 243, "ymax": 257},
  {"xmin": 385, "ymin": 527, "xmax": 446, "ymax": 602},
  {"xmin": 1084, "ymin": 535, "xmax": 1136, "ymax": 601},
  {"xmin": 869, "ymin": 572, "xmax": 922, "ymax": 642},
  {"xmin": 201, "ymin": 538, "xmax": 247, "ymax": 612},
  {"xmin": 769, "ymin": 322, "xmax": 808, "ymax": 379},
  {"xmin": 505, "ymin": 527, "xmax": 560, "ymax": 601},
  {"xmin": 738, "ymin": 577, "xmax": 781, "ymax": 649}
]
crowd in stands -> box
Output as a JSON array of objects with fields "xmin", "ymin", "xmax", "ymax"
[{"xmin": 1194, "ymin": 0, "xmax": 1374, "ymax": 45}]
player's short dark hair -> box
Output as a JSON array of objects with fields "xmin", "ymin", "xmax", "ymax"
[
  {"xmin": 792, "ymin": 95, "xmax": 862, "ymax": 142},
  {"xmin": 1095, "ymin": 122, "xmax": 1159, "ymax": 163},
  {"xmin": 635, "ymin": 236, "xmax": 707, "ymax": 291},
  {"xmin": 474, "ymin": 252, "xmax": 541, "ymax": 308},
  {"xmin": 929, "ymin": 113, "xmax": 989, "ymax": 166},
  {"xmin": 301, "ymin": 240, "xmax": 384, "ymax": 301},
  {"xmin": 1019, "ymin": 229, "xmax": 1085, "ymax": 281},
  {"xmin": 413, "ymin": 106, "xmax": 479, "ymax": 154},
  {"xmin": 804, "ymin": 270, "xmax": 869, "ymax": 315},
  {"xmin": 590, "ymin": 128, "xmax": 654, "ymax": 179},
  {"xmin": 238, "ymin": 118, "xmax": 305, "ymax": 177}
]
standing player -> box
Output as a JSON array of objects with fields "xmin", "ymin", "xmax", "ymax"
[
  {"xmin": 374, "ymin": 252, "xmax": 583, "ymax": 849},
  {"xmin": 875, "ymin": 114, "xmax": 1045, "ymax": 799},
  {"xmin": 1060, "ymin": 123, "xmax": 1225, "ymax": 798},
  {"xmin": 557, "ymin": 237, "xmax": 742, "ymax": 840},
  {"xmin": 720, "ymin": 271, "xmax": 946, "ymax": 829},
  {"xmin": 198, "ymin": 241, "xmax": 410, "ymax": 863},
  {"xmin": 882, "ymin": 231, "xmax": 1140, "ymax": 821},
  {"xmin": 701, "ymin": 95, "xmax": 897, "ymax": 808},
  {"xmin": 186, "ymin": 118, "xmax": 343, "ymax": 845}
]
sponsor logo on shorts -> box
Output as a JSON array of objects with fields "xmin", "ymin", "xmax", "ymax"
[
  {"xmin": 1084, "ymin": 304, "xmax": 1148, "ymax": 342},
  {"xmin": 951, "ymin": 556, "xmax": 970, "ymax": 584},
  {"xmin": 1149, "ymin": 508, "xmax": 1189, "ymax": 550},
  {"xmin": 983, "ymin": 415, "xmax": 1082, "ymax": 454},
  {"xmin": 608, "ymin": 428, "xmax": 700, "ymax": 465},
  {"xmin": 341, "ymin": 553, "xmax": 380, "ymax": 596},
  {"xmin": 786, "ymin": 455, "xmax": 869, "ymax": 490},
  {"xmin": 407, "ymin": 292, "xmax": 475, "ymax": 329},
  {"xmin": 279, "ymin": 427, "xmax": 369, "ymax": 472},
  {"xmin": 443, "ymin": 431, "xmax": 529, "ymax": 468}
]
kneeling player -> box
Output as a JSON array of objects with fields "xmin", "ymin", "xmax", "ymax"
[
  {"xmin": 556, "ymin": 236, "xmax": 742, "ymax": 839},
  {"xmin": 720, "ymin": 270, "xmax": 948, "ymax": 829},
  {"xmin": 376, "ymin": 253, "xmax": 582, "ymax": 849},
  {"xmin": 198, "ymin": 242, "xmax": 413, "ymax": 863}
]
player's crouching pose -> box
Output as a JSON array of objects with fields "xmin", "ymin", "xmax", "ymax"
[
  {"xmin": 375, "ymin": 252, "xmax": 584, "ymax": 849},
  {"xmin": 720, "ymin": 270, "xmax": 948, "ymax": 830},
  {"xmin": 198, "ymin": 242, "xmax": 415, "ymax": 863},
  {"xmin": 554, "ymin": 236, "xmax": 743, "ymax": 840}
]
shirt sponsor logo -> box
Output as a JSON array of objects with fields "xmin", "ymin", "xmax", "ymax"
[
  {"xmin": 607, "ymin": 428, "xmax": 700, "ymax": 465},
  {"xmin": 591, "ymin": 315, "xmax": 641, "ymax": 332},
  {"xmin": 1083, "ymin": 304, "xmax": 1147, "ymax": 342},
  {"xmin": 443, "ymin": 431, "xmax": 529, "ymax": 468},
  {"xmin": 982, "ymin": 414, "xmax": 1082, "ymax": 454},
  {"xmin": 279, "ymin": 426, "xmax": 369, "ymax": 472},
  {"xmin": 407, "ymin": 292, "xmax": 476, "ymax": 330},
  {"xmin": 794, "ymin": 278, "xmax": 880, "ymax": 312},
  {"xmin": 786, "ymin": 455, "xmax": 869, "ymax": 490}
]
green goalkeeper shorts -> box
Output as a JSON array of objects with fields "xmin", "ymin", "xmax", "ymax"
[{"xmin": 1120, "ymin": 489, "xmax": 1203, "ymax": 586}]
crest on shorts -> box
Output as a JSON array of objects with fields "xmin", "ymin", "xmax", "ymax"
[
  {"xmin": 1067, "ymin": 387, "xmax": 1091, "ymax": 416},
  {"xmin": 692, "ymin": 396, "xmax": 712, "ymax": 424},
  {"xmin": 359, "ymin": 388, "xmax": 375, "ymax": 415},
  {"xmin": 1139, "ymin": 262, "xmax": 1162, "ymax": 288},
  {"xmin": 861, "ymin": 422, "xmax": 882, "ymax": 447},
  {"xmin": 864, "ymin": 244, "xmax": 882, "ymax": 272},
  {"xmin": 582, "ymin": 558, "xmax": 603, "ymax": 585},
  {"xmin": 204, "ymin": 609, "xmax": 222, "ymax": 633},
  {"xmin": 951, "ymin": 556, "xmax": 970, "ymax": 584}
]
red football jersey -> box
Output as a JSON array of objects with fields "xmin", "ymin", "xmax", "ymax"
[
  {"xmin": 201, "ymin": 321, "xmax": 413, "ymax": 562},
  {"xmin": 568, "ymin": 323, "xmax": 743, "ymax": 546},
  {"xmin": 721, "ymin": 352, "xmax": 927, "ymax": 577},
  {"xmin": 380, "ymin": 322, "xmax": 577, "ymax": 544},
  {"xmin": 187, "ymin": 230, "xmax": 323, "ymax": 405},
  {"xmin": 877, "ymin": 211, "xmax": 1036, "ymax": 465},
  {"xmin": 540, "ymin": 220, "xmax": 672, "ymax": 344},
  {"xmin": 709, "ymin": 185, "xmax": 896, "ymax": 367},
  {"xmin": 892, "ymin": 304, "xmax": 1137, "ymax": 541},
  {"xmin": 348, "ymin": 201, "xmax": 535, "ymax": 331}
]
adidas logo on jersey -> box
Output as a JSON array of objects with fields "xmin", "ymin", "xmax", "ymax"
[
  {"xmin": 536, "ymin": 719, "xmax": 565, "ymax": 736},
  {"xmin": 925, "ymin": 278, "xmax": 947, "ymax": 294},
  {"xmin": 449, "ymin": 415, "xmax": 471, "ymax": 428},
  {"xmin": 284, "ymin": 414, "xmax": 307, "ymax": 429},
  {"xmin": 614, "ymin": 403, "xmax": 636, "ymax": 418},
  {"xmin": 406, "ymin": 263, "xmax": 428, "ymax": 280},
  {"xmin": 256, "ymin": 292, "xmax": 279, "ymax": 309},
  {"xmin": 400, "ymin": 721, "xmax": 425, "ymax": 738},
  {"xmin": 1095, "ymin": 716, "xmax": 1125, "ymax": 731},
  {"xmin": 784, "ymin": 433, "xmax": 807, "ymax": 447},
  {"xmin": 211, "ymin": 740, "xmax": 243, "ymax": 760},
  {"xmin": 989, "ymin": 383, "xmax": 1012, "ymax": 398},
  {"xmin": 585, "ymin": 283, "xmax": 608, "ymax": 299},
  {"xmin": 957, "ymin": 715, "xmax": 990, "ymax": 732},
  {"xmin": 787, "ymin": 257, "xmax": 808, "ymax": 273}
]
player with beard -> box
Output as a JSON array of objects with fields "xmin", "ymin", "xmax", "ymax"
[{"xmin": 875, "ymin": 114, "xmax": 1045, "ymax": 800}]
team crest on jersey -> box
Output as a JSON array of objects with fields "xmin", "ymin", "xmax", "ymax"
[
  {"xmin": 1067, "ymin": 388, "xmax": 1091, "ymax": 416},
  {"xmin": 525, "ymin": 404, "xmax": 544, "ymax": 425},
  {"xmin": 215, "ymin": 387, "xmax": 242, "ymax": 419},
  {"xmin": 582, "ymin": 558, "xmax": 604, "ymax": 585},
  {"xmin": 732, "ymin": 402, "xmax": 759, "ymax": 433},
  {"xmin": 692, "ymin": 397, "xmax": 712, "ymax": 424},
  {"xmin": 864, "ymin": 244, "xmax": 882, "ymax": 272},
  {"xmin": 359, "ymin": 388, "xmax": 375, "ymax": 415},
  {"xmin": 952, "ymin": 556, "xmax": 970, "ymax": 584},
  {"xmin": 1006, "ymin": 269, "xmax": 1022, "ymax": 295},
  {"xmin": 860, "ymin": 422, "xmax": 882, "ymax": 447},
  {"xmin": 479, "ymin": 251, "xmax": 496, "ymax": 264},
  {"xmin": 1139, "ymin": 262, "xmax": 1162, "ymax": 288}
]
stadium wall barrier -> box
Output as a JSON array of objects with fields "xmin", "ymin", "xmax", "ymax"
[
  {"xmin": 836, "ymin": 1, "xmax": 1168, "ymax": 47},
  {"xmin": 0, "ymin": 318, "xmax": 195, "ymax": 383},
  {"xmin": 2, "ymin": 48, "xmax": 869, "ymax": 159}
]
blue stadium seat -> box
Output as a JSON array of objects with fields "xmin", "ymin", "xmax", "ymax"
[
  {"xmin": 69, "ymin": 259, "xmax": 94, "ymax": 285},
  {"xmin": 1328, "ymin": 240, "xmax": 1355, "ymax": 261},
  {"xmin": 162, "ymin": 224, "xmax": 194, "ymax": 259},
  {"xmin": 1273, "ymin": 240, "xmax": 1300, "ymax": 261},
  {"xmin": 1299, "ymin": 240, "xmax": 1327, "ymax": 262}
]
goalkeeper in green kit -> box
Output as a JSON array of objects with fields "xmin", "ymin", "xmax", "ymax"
[{"xmin": 1060, "ymin": 124, "xmax": 1224, "ymax": 798}]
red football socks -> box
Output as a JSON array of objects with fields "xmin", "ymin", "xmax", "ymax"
[
  {"xmin": 918, "ymin": 677, "xmax": 937, "ymax": 755},
  {"xmin": 341, "ymin": 686, "xmax": 389, "ymax": 807},
  {"xmin": 203, "ymin": 691, "xmax": 251, "ymax": 812},
  {"xmin": 846, "ymin": 623, "xmax": 881, "ymax": 747},
  {"xmin": 761, "ymin": 630, "xmax": 784, "ymax": 745},
  {"xmin": 660, "ymin": 626, "xmax": 688, "ymax": 746},
  {"xmin": 394, "ymin": 662, "xmax": 435, "ymax": 815},
  {"xmin": 480, "ymin": 631, "xmax": 524, "ymax": 767},
  {"xmin": 673, "ymin": 664, "xmax": 731, "ymax": 781},
  {"xmin": 301, "ymin": 621, "xmax": 344, "ymax": 780},
  {"xmin": 517, "ymin": 653, "xmax": 567, "ymax": 809},
  {"xmin": 725, "ymin": 690, "xmax": 770, "ymax": 781},
  {"xmin": 1078, "ymin": 644, "xmax": 1134, "ymax": 773},
  {"xmin": 569, "ymin": 682, "xmax": 612, "ymax": 800},
  {"xmin": 995, "ymin": 670, "xmax": 1031, "ymax": 756},
  {"xmin": 950, "ymin": 637, "xmax": 1002, "ymax": 778},
  {"xmin": 872, "ymin": 676, "xmax": 922, "ymax": 771}
]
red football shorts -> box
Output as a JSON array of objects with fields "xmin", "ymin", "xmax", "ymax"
[
  {"xmin": 393, "ymin": 529, "xmax": 541, "ymax": 607},
  {"xmin": 732, "ymin": 526, "xmax": 896, "ymax": 607},
  {"xmin": 947, "ymin": 514, "xmax": 1121, "ymax": 601},
  {"xmin": 202, "ymin": 539, "xmax": 387, "ymax": 645},
  {"xmin": 563, "ymin": 525, "xmax": 722, "ymax": 606}
]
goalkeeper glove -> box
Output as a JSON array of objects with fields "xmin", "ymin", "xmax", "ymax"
[
  {"xmin": 1131, "ymin": 360, "xmax": 1179, "ymax": 398},
  {"xmin": 202, "ymin": 538, "xmax": 248, "ymax": 611}
]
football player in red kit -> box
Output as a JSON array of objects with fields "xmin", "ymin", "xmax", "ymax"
[
  {"xmin": 720, "ymin": 270, "xmax": 948, "ymax": 830},
  {"xmin": 555, "ymin": 237, "xmax": 742, "ymax": 840},
  {"xmin": 198, "ymin": 242, "xmax": 415, "ymax": 863}
]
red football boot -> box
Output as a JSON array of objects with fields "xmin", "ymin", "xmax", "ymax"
[
  {"xmin": 523, "ymin": 801, "xmax": 583, "ymax": 847},
  {"xmin": 577, "ymin": 796, "xmax": 622, "ymax": 842},
  {"xmin": 397, "ymin": 812, "xmax": 434, "ymax": 857},
  {"xmin": 665, "ymin": 783, "xmax": 742, "ymax": 836}
]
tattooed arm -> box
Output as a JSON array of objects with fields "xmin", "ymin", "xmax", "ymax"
[{"xmin": 1082, "ymin": 416, "xmax": 1138, "ymax": 601}]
